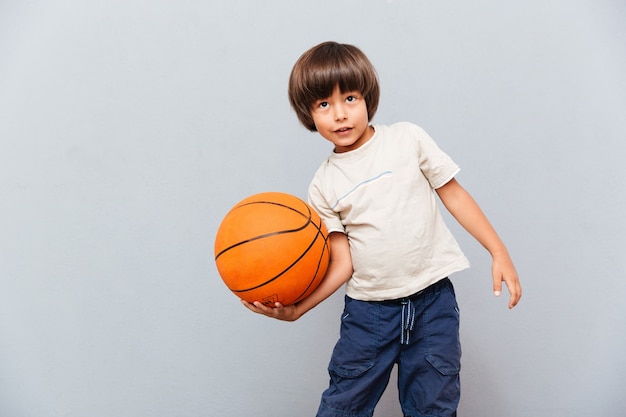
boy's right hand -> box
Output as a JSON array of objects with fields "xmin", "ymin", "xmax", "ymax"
[{"xmin": 241, "ymin": 299, "xmax": 301, "ymax": 322}]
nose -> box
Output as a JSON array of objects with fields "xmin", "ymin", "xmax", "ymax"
[{"xmin": 334, "ymin": 104, "xmax": 347, "ymax": 121}]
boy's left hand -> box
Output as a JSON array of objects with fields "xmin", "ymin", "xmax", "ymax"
[{"xmin": 492, "ymin": 253, "xmax": 522, "ymax": 309}]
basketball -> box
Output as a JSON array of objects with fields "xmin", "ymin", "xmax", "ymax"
[{"xmin": 214, "ymin": 192, "xmax": 330, "ymax": 307}]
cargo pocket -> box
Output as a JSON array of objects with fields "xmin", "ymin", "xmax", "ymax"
[
  {"xmin": 328, "ymin": 297, "xmax": 379, "ymax": 378},
  {"xmin": 425, "ymin": 353, "xmax": 460, "ymax": 376},
  {"xmin": 329, "ymin": 359, "xmax": 375, "ymax": 378}
]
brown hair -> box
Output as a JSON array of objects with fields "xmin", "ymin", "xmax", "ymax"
[{"xmin": 288, "ymin": 41, "xmax": 380, "ymax": 132}]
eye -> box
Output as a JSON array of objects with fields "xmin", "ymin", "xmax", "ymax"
[
  {"xmin": 346, "ymin": 95, "xmax": 357, "ymax": 103},
  {"xmin": 319, "ymin": 101, "xmax": 329, "ymax": 108}
]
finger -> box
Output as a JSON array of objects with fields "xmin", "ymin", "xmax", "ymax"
[
  {"xmin": 506, "ymin": 280, "xmax": 522, "ymax": 309},
  {"xmin": 241, "ymin": 299, "xmax": 256, "ymax": 311},
  {"xmin": 252, "ymin": 301, "xmax": 276, "ymax": 314},
  {"xmin": 493, "ymin": 274, "xmax": 503, "ymax": 297},
  {"xmin": 241, "ymin": 299, "xmax": 271, "ymax": 315}
]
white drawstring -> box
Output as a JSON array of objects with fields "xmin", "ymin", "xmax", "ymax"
[{"xmin": 400, "ymin": 299, "xmax": 416, "ymax": 345}]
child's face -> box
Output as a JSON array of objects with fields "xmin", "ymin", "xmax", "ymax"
[{"xmin": 310, "ymin": 85, "xmax": 374, "ymax": 153}]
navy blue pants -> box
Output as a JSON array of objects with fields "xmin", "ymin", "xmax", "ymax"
[{"xmin": 317, "ymin": 278, "xmax": 461, "ymax": 417}]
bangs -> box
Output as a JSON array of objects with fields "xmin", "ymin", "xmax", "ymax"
[{"xmin": 304, "ymin": 54, "xmax": 369, "ymax": 101}]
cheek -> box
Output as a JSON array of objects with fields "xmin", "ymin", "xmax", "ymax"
[
  {"xmin": 312, "ymin": 114, "xmax": 328, "ymax": 129},
  {"xmin": 357, "ymin": 103, "xmax": 369, "ymax": 119}
]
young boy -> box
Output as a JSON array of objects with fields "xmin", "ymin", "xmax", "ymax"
[{"xmin": 243, "ymin": 41, "xmax": 521, "ymax": 417}]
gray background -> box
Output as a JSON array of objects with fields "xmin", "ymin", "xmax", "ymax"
[{"xmin": 1, "ymin": 1, "xmax": 625, "ymax": 416}]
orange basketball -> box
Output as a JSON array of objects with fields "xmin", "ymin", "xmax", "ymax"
[{"xmin": 214, "ymin": 192, "xmax": 330, "ymax": 306}]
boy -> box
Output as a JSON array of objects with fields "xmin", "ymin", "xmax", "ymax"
[{"xmin": 243, "ymin": 41, "xmax": 521, "ymax": 417}]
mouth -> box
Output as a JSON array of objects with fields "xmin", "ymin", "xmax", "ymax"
[{"xmin": 335, "ymin": 127, "xmax": 352, "ymax": 133}]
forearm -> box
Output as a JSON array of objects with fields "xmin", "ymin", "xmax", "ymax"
[
  {"xmin": 293, "ymin": 232, "xmax": 353, "ymax": 318},
  {"xmin": 436, "ymin": 179, "xmax": 508, "ymax": 257}
]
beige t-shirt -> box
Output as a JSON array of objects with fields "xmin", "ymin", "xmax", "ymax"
[{"xmin": 308, "ymin": 122, "xmax": 470, "ymax": 301}]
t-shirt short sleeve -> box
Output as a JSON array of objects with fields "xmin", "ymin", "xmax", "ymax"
[
  {"xmin": 308, "ymin": 172, "xmax": 345, "ymax": 234},
  {"xmin": 409, "ymin": 123, "xmax": 460, "ymax": 189}
]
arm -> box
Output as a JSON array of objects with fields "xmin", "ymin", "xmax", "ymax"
[
  {"xmin": 436, "ymin": 178, "xmax": 522, "ymax": 309},
  {"xmin": 241, "ymin": 231, "xmax": 353, "ymax": 321}
]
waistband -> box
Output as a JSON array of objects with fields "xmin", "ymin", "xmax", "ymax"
[{"xmin": 379, "ymin": 277, "xmax": 451, "ymax": 304}]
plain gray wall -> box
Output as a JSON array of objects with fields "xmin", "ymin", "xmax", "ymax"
[{"xmin": 1, "ymin": 1, "xmax": 625, "ymax": 416}]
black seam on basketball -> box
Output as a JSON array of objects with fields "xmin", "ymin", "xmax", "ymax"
[
  {"xmin": 214, "ymin": 200, "xmax": 313, "ymax": 261},
  {"xmin": 229, "ymin": 224, "xmax": 326, "ymax": 293}
]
